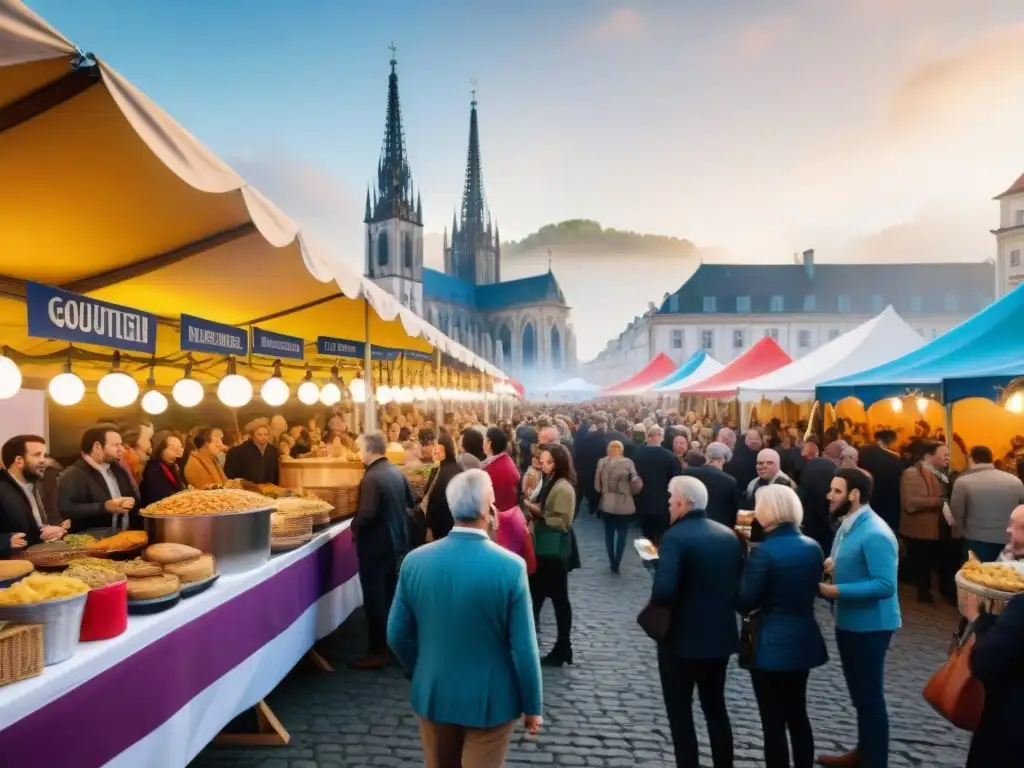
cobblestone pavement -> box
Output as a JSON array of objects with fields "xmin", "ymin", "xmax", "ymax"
[{"xmin": 191, "ymin": 514, "xmax": 970, "ymax": 768}]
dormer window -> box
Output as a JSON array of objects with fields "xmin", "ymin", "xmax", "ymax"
[
  {"xmin": 837, "ymin": 294, "xmax": 851, "ymax": 312},
  {"xmin": 703, "ymin": 296, "xmax": 717, "ymax": 313},
  {"xmin": 736, "ymin": 296, "xmax": 751, "ymax": 312},
  {"xmin": 803, "ymin": 294, "xmax": 816, "ymax": 311},
  {"xmin": 770, "ymin": 295, "xmax": 784, "ymax": 312}
]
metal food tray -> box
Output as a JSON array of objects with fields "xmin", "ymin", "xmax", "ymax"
[
  {"xmin": 127, "ymin": 591, "xmax": 181, "ymax": 615},
  {"xmin": 142, "ymin": 506, "xmax": 272, "ymax": 576}
]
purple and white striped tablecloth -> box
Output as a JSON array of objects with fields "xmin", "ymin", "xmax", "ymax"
[{"xmin": 0, "ymin": 520, "xmax": 361, "ymax": 768}]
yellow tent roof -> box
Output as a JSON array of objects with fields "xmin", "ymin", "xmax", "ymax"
[{"xmin": 0, "ymin": 0, "xmax": 504, "ymax": 391}]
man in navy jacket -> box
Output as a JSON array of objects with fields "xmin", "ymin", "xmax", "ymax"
[{"xmin": 651, "ymin": 475, "xmax": 744, "ymax": 768}]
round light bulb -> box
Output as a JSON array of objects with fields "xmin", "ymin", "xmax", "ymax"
[
  {"xmin": 49, "ymin": 371, "xmax": 85, "ymax": 406},
  {"xmin": 261, "ymin": 376, "xmax": 290, "ymax": 407},
  {"xmin": 0, "ymin": 356, "xmax": 22, "ymax": 399},
  {"xmin": 398, "ymin": 386, "xmax": 413, "ymax": 403},
  {"xmin": 349, "ymin": 377, "xmax": 366, "ymax": 404},
  {"xmin": 1007, "ymin": 391, "xmax": 1024, "ymax": 415},
  {"xmin": 141, "ymin": 389, "xmax": 168, "ymax": 415},
  {"xmin": 217, "ymin": 374, "xmax": 253, "ymax": 408},
  {"xmin": 916, "ymin": 396, "xmax": 929, "ymax": 414},
  {"xmin": 889, "ymin": 397, "xmax": 903, "ymax": 413},
  {"xmin": 297, "ymin": 379, "xmax": 320, "ymax": 405},
  {"xmin": 172, "ymin": 377, "xmax": 204, "ymax": 408},
  {"xmin": 97, "ymin": 371, "xmax": 140, "ymax": 408},
  {"xmin": 377, "ymin": 384, "xmax": 392, "ymax": 404},
  {"xmin": 425, "ymin": 385, "xmax": 437, "ymax": 399},
  {"xmin": 412, "ymin": 385, "xmax": 425, "ymax": 401},
  {"xmin": 320, "ymin": 380, "xmax": 342, "ymax": 406}
]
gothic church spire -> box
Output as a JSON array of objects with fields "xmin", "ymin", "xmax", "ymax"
[
  {"xmin": 459, "ymin": 86, "xmax": 486, "ymax": 237},
  {"xmin": 370, "ymin": 43, "xmax": 415, "ymax": 223}
]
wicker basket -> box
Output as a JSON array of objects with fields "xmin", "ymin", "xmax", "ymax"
[
  {"xmin": 127, "ymin": 574, "xmax": 181, "ymax": 601},
  {"xmin": 0, "ymin": 623, "xmax": 44, "ymax": 687},
  {"xmin": 271, "ymin": 512, "xmax": 313, "ymax": 539},
  {"xmin": 163, "ymin": 555, "xmax": 216, "ymax": 584},
  {"xmin": 332, "ymin": 486, "xmax": 359, "ymax": 518},
  {"xmin": 0, "ymin": 592, "xmax": 88, "ymax": 665}
]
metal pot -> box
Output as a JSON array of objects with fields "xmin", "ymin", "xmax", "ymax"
[
  {"xmin": 0, "ymin": 591, "xmax": 87, "ymax": 665},
  {"xmin": 142, "ymin": 507, "xmax": 272, "ymax": 575}
]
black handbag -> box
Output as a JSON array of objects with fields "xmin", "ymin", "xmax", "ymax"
[
  {"xmin": 637, "ymin": 601, "xmax": 672, "ymax": 643},
  {"xmin": 738, "ymin": 610, "xmax": 761, "ymax": 669}
]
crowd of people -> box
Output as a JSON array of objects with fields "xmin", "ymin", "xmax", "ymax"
[
  {"xmin": 346, "ymin": 404, "xmax": 1022, "ymax": 768},
  {"xmin": 3, "ymin": 403, "xmax": 1022, "ymax": 767}
]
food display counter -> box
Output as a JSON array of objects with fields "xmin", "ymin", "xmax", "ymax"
[{"xmin": 0, "ymin": 520, "xmax": 360, "ymax": 768}]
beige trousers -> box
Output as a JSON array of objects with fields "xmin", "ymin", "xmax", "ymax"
[{"xmin": 417, "ymin": 716, "xmax": 516, "ymax": 768}]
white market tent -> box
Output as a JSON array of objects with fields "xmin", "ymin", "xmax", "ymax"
[
  {"xmin": 526, "ymin": 377, "xmax": 600, "ymax": 402},
  {"xmin": 736, "ymin": 306, "xmax": 923, "ymax": 403}
]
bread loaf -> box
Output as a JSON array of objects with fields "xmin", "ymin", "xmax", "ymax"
[{"xmin": 144, "ymin": 543, "xmax": 202, "ymax": 565}]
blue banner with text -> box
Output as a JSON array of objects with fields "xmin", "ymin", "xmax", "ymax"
[
  {"xmin": 316, "ymin": 336, "xmax": 432, "ymax": 362},
  {"xmin": 180, "ymin": 314, "xmax": 248, "ymax": 355},
  {"xmin": 252, "ymin": 327, "xmax": 304, "ymax": 360},
  {"xmin": 26, "ymin": 281, "xmax": 157, "ymax": 354}
]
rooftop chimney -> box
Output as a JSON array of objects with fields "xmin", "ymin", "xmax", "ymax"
[{"xmin": 802, "ymin": 249, "xmax": 815, "ymax": 279}]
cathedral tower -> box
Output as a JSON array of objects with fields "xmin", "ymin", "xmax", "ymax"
[
  {"xmin": 444, "ymin": 90, "xmax": 500, "ymax": 286},
  {"xmin": 364, "ymin": 45, "xmax": 424, "ymax": 313}
]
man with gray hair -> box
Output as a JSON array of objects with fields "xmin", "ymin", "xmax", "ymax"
[
  {"xmin": 633, "ymin": 425, "xmax": 681, "ymax": 543},
  {"xmin": 650, "ymin": 474, "xmax": 743, "ymax": 767},
  {"xmin": 350, "ymin": 431, "xmax": 413, "ymax": 670},
  {"xmin": 388, "ymin": 469, "xmax": 543, "ymax": 765},
  {"xmin": 682, "ymin": 441, "xmax": 740, "ymax": 528}
]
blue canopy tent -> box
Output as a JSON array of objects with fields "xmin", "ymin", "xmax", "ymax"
[
  {"xmin": 941, "ymin": 361, "xmax": 1024, "ymax": 404},
  {"xmin": 816, "ymin": 283, "xmax": 1024, "ymax": 406}
]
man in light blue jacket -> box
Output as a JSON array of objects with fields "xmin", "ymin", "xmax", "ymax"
[
  {"xmin": 818, "ymin": 467, "xmax": 901, "ymax": 768},
  {"xmin": 387, "ymin": 468, "xmax": 543, "ymax": 767}
]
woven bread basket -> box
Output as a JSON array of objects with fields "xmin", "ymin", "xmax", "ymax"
[
  {"xmin": 127, "ymin": 574, "xmax": 181, "ymax": 601},
  {"xmin": 0, "ymin": 623, "xmax": 44, "ymax": 687},
  {"xmin": 163, "ymin": 554, "xmax": 216, "ymax": 584},
  {"xmin": 332, "ymin": 486, "xmax": 359, "ymax": 518},
  {"xmin": 271, "ymin": 512, "xmax": 313, "ymax": 538}
]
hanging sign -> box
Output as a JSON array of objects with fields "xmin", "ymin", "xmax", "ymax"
[
  {"xmin": 316, "ymin": 335, "xmax": 429, "ymax": 362},
  {"xmin": 26, "ymin": 281, "xmax": 157, "ymax": 354},
  {"xmin": 317, "ymin": 336, "xmax": 364, "ymax": 359},
  {"xmin": 180, "ymin": 314, "xmax": 248, "ymax": 355},
  {"xmin": 252, "ymin": 327, "xmax": 304, "ymax": 360}
]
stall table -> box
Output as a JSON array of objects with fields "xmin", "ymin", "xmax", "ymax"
[{"xmin": 0, "ymin": 520, "xmax": 360, "ymax": 768}]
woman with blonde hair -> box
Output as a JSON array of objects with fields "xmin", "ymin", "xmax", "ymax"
[
  {"xmin": 595, "ymin": 440, "xmax": 642, "ymax": 573},
  {"xmin": 737, "ymin": 483, "xmax": 827, "ymax": 768}
]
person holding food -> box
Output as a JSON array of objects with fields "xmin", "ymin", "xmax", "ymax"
[
  {"xmin": 0, "ymin": 434, "xmax": 67, "ymax": 546},
  {"xmin": 58, "ymin": 426, "xmax": 140, "ymax": 532},
  {"xmin": 817, "ymin": 468, "xmax": 900, "ymax": 768},
  {"xmin": 959, "ymin": 589, "xmax": 1023, "ymax": 767},
  {"xmin": 140, "ymin": 431, "xmax": 188, "ymax": 507},
  {"xmin": 737, "ymin": 484, "xmax": 827, "ymax": 768},
  {"xmin": 183, "ymin": 427, "xmax": 229, "ymax": 489}
]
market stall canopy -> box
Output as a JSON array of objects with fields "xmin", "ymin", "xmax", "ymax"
[
  {"xmin": 816, "ymin": 282, "xmax": 1023, "ymax": 406},
  {"xmin": 0, "ymin": 0, "xmax": 503, "ymax": 387},
  {"xmin": 679, "ymin": 337, "xmax": 792, "ymax": 397},
  {"xmin": 942, "ymin": 362, "xmax": 1024, "ymax": 404},
  {"xmin": 599, "ymin": 354, "xmax": 678, "ymax": 397},
  {"xmin": 651, "ymin": 351, "xmax": 723, "ymax": 393},
  {"xmin": 526, "ymin": 377, "xmax": 600, "ymax": 402},
  {"xmin": 737, "ymin": 308, "xmax": 923, "ymax": 403}
]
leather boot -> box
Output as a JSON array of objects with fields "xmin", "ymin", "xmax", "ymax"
[{"xmin": 816, "ymin": 748, "xmax": 861, "ymax": 767}]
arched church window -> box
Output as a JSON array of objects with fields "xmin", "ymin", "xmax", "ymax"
[
  {"xmin": 403, "ymin": 233, "xmax": 413, "ymax": 270},
  {"xmin": 377, "ymin": 232, "xmax": 389, "ymax": 267}
]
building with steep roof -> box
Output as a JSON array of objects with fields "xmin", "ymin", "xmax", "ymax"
[
  {"xmin": 364, "ymin": 52, "xmax": 575, "ymax": 382},
  {"xmin": 582, "ymin": 249, "xmax": 994, "ymax": 386},
  {"xmin": 993, "ymin": 169, "xmax": 1024, "ymax": 297}
]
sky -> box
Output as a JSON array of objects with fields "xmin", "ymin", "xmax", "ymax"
[{"xmin": 24, "ymin": 0, "xmax": 1024, "ymax": 356}]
